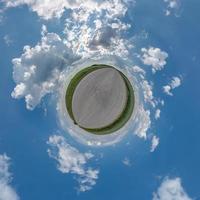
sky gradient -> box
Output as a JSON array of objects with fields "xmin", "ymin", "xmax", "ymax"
[{"xmin": 0, "ymin": 0, "xmax": 200, "ymax": 200}]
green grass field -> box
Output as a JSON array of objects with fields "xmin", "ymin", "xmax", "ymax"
[{"xmin": 65, "ymin": 64, "xmax": 135, "ymax": 135}]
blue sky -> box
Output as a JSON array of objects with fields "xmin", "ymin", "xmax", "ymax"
[{"xmin": 0, "ymin": 0, "xmax": 200, "ymax": 200}]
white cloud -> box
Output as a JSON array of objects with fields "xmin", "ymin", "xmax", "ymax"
[
  {"xmin": 160, "ymin": 100, "xmax": 165, "ymax": 106},
  {"xmin": 127, "ymin": 66, "xmax": 156, "ymax": 141},
  {"xmin": 150, "ymin": 136, "xmax": 159, "ymax": 152},
  {"xmin": 134, "ymin": 106, "xmax": 151, "ymax": 139},
  {"xmin": 163, "ymin": 76, "xmax": 181, "ymax": 96},
  {"xmin": 122, "ymin": 157, "xmax": 132, "ymax": 167},
  {"xmin": 0, "ymin": 154, "xmax": 19, "ymax": 200},
  {"xmin": 171, "ymin": 76, "xmax": 181, "ymax": 88},
  {"xmin": 9, "ymin": 0, "xmax": 135, "ymax": 110},
  {"xmin": 164, "ymin": 0, "xmax": 179, "ymax": 9},
  {"xmin": 163, "ymin": 85, "xmax": 171, "ymax": 95},
  {"xmin": 142, "ymin": 80, "xmax": 155, "ymax": 107},
  {"xmin": 63, "ymin": 1, "xmax": 133, "ymax": 58},
  {"xmin": 153, "ymin": 177, "xmax": 193, "ymax": 200},
  {"xmin": 11, "ymin": 83, "xmax": 26, "ymax": 99},
  {"xmin": 86, "ymin": 23, "xmax": 131, "ymax": 57},
  {"xmin": 6, "ymin": 0, "xmax": 157, "ymax": 146},
  {"xmin": 11, "ymin": 27, "xmax": 79, "ymax": 110},
  {"xmin": 3, "ymin": 0, "xmax": 75, "ymax": 20},
  {"xmin": 164, "ymin": 0, "xmax": 180, "ymax": 16},
  {"xmin": 155, "ymin": 109, "xmax": 161, "ymax": 120},
  {"xmin": 11, "ymin": 24, "xmax": 132, "ymax": 110},
  {"xmin": 2, "ymin": 0, "xmax": 131, "ymax": 20},
  {"xmin": 47, "ymin": 135, "xmax": 99, "ymax": 192},
  {"xmin": 130, "ymin": 65, "xmax": 146, "ymax": 75},
  {"xmin": 141, "ymin": 47, "xmax": 168, "ymax": 73}
]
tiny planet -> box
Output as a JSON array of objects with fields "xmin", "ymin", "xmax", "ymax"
[{"xmin": 65, "ymin": 64, "xmax": 135, "ymax": 135}]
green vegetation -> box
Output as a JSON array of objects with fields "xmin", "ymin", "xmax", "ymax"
[{"xmin": 65, "ymin": 64, "xmax": 135, "ymax": 135}]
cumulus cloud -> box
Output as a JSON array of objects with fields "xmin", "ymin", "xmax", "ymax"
[
  {"xmin": 126, "ymin": 65, "xmax": 154, "ymax": 140},
  {"xmin": 9, "ymin": 0, "xmax": 135, "ymax": 110},
  {"xmin": 134, "ymin": 106, "xmax": 151, "ymax": 139},
  {"xmin": 3, "ymin": 0, "xmax": 131, "ymax": 20},
  {"xmin": 7, "ymin": 0, "xmax": 158, "ymax": 145},
  {"xmin": 163, "ymin": 76, "xmax": 181, "ymax": 96},
  {"xmin": 47, "ymin": 135, "xmax": 99, "ymax": 192},
  {"xmin": 150, "ymin": 136, "xmax": 159, "ymax": 152},
  {"xmin": 142, "ymin": 80, "xmax": 155, "ymax": 107},
  {"xmin": 0, "ymin": 154, "xmax": 19, "ymax": 200},
  {"xmin": 3, "ymin": 0, "xmax": 76, "ymax": 20},
  {"xmin": 63, "ymin": 0, "xmax": 133, "ymax": 57},
  {"xmin": 11, "ymin": 26, "xmax": 79, "ymax": 110},
  {"xmin": 141, "ymin": 47, "xmax": 168, "ymax": 73},
  {"xmin": 153, "ymin": 177, "xmax": 193, "ymax": 200},
  {"xmin": 3, "ymin": 0, "xmax": 134, "ymax": 58}
]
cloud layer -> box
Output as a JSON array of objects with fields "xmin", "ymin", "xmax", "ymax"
[
  {"xmin": 6, "ymin": 0, "xmax": 182, "ymax": 148},
  {"xmin": 2, "ymin": 0, "xmax": 186, "ymax": 195},
  {"xmin": 8, "ymin": 0, "xmax": 155, "ymax": 144}
]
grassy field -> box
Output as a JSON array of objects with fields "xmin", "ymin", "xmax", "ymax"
[{"xmin": 65, "ymin": 64, "xmax": 135, "ymax": 135}]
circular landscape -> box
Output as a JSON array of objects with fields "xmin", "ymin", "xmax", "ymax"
[{"xmin": 65, "ymin": 64, "xmax": 135, "ymax": 135}]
